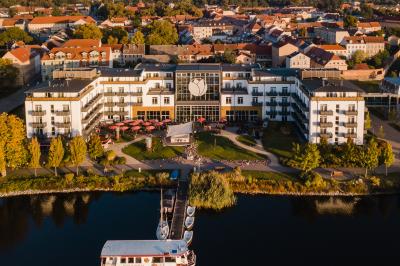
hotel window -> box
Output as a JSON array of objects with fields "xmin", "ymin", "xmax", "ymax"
[
  {"xmin": 166, "ymin": 83, "xmax": 172, "ymax": 89},
  {"xmin": 120, "ymin": 258, "xmax": 126, "ymax": 263},
  {"xmin": 335, "ymin": 116, "xmax": 339, "ymax": 125},
  {"xmin": 50, "ymin": 105, "xmax": 54, "ymax": 113},
  {"xmin": 152, "ymin": 97, "xmax": 158, "ymax": 105},
  {"xmin": 238, "ymin": 73, "xmax": 244, "ymax": 78},
  {"xmin": 51, "ymin": 117, "xmax": 55, "ymax": 125},
  {"xmin": 336, "ymin": 104, "xmax": 340, "ymax": 113},
  {"xmin": 161, "ymin": 111, "xmax": 170, "ymax": 120},
  {"xmin": 164, "ymin": 97, "xmax": 170, "ymax": 104},
  {"xmin": 252, "ymin": 97, "xmax": 258, "ymax": 103},
  {"xmin": 166, "ymin": 73, "xmax": 172, "ymax": 78},
  {"xmin": 237, "ymin": 97, "xmax": 243, "ymax": 104},
  {"xmin": 155, "ymin": 83, "xmax": 160, "ymax": 88},
  {"xmin": 51, "ymin": 127, "xmax": 55, "ymax": 136},
  {"xmin": 282, "ymin": 87, "xmax": 288, "ymax": 94},
  {"xmin": 237, "ymin": 82, "xmax": 242, "ymax": 88},
  {"xmin": 137, "ymin": 111, "xmax": 145, "ymax": 119},
  {"xmin": 118, "ymin": 87, "xmax": 124, "ymax": 93},
  {"xmin": 62, "ymin": 105, "xmax": 69, "ymax": 111},
  {"xmin": 321, "ymin": 104, "xmax": 327, "ymax": 111},
  {"xmin": 225, "ymin": 73, "xmax": 231, "ymax": 77},
  {"xmin": 349, "ymin": 104, "xmax": 355, "ymax": 111},
  {"xmin": 128, "ymin": 258, "xmax": 134, "ymax": 263},
  {"xmin": 137, "ymin": 97, "xmax": 143, "ymax": 103},
  {"xmin": 226, "ymin": 97, "xmax": 232, "ymax": 104}
]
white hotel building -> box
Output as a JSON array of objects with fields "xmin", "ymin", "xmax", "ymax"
[{"xmin": 25, "ymin": 64, "xmax": 365, "ymax": 144}]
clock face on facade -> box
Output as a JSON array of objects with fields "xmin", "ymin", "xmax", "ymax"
[{"xmin": 188, "ymin": 78, "xmax": 207, "ymax": 97}]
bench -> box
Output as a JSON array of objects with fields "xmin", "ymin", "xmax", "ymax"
[{"xmin": 330, "ymin": 170, "xmax": 343, "ymax": 177}]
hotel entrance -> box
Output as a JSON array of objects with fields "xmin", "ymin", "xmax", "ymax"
[{"xmin": 175, "ymin": 64, "xmax": 221, "ymax": 122}]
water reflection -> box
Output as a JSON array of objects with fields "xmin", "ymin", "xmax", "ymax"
[{"xmin": 0, "ymin": 193, "xmax": 99, "ymax": 251}]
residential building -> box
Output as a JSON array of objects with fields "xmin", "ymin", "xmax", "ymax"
[
  {"xmin": 28, "ymin": 16, "xmax": 96, "ymax": 33},
  {"xmin": 306, "ymin": 47, "xmax": 348, "ymax": 70},
  {"xmin": 356, "ymin": 22, "xmax": 381, "ymax": 34},
  {"xmin": 285, "ymin": 52, "xmax": 311, "ymax": 69},
  {"xmin": 25, "ymin": 63, "xmax": 365, "ymax": 145},
  {"xmin": 341, "ymin": 36, "xmax": 385, "ymax": 59},
  {"xmin": 272, "ymin": 41, "xmax": 299, "ymax": 67},
  {"xmin": 317, "ymin": 44, "xmax": 347, "ymax": 58},
  {"xmin": 123, "ymin": 44, "xmax": 145, "ymax": 64},
  {"xmin": 314, "ymin": 27, "xmax": 350, "ymax": 44}
]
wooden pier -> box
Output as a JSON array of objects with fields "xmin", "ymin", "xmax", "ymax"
[{"xmin": 169, "ymin": 170, "xmax": 190, "ymax": 240}]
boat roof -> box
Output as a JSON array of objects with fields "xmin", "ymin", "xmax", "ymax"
[{"xmin": 101, "ymin": 240, "xmax": 188, "ymax": 257}]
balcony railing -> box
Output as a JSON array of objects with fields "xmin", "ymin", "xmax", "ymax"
[
  {"xmin": 130, "ymin": 91, "xmax": 143, "ymax": 96},
  {"xmin": 266, "ymin": 91, "xmax": 278, "ymax": 96},
  {"xmin": 265, "ymin": 102, "xmax": 278, "ymax": 106},
  {"xmin": 55, "ymin": 122, "xmax": 71, "ymax": 128},
  {"xmin": 319, "ymin": 110, "xmax": 333, "ymax": 115},
  {"xmin": 319, "ymin": 122, "xmax": 333, "ymax": 128},
  {"xmin": 266, "ymin": 111, "xmax": 278, "ymax": 115},
  {"xmin": 116, "ymin": 102, "xmax": 128, "ymax": 107},
  {"xmin": 291, "ymin": 93, "xmax": 308, "ymax": 111},
  {"xmin": 344, "ymin": 122, "xmax": 357, "ymax": 128},
  {"xmin": 30, "ymin": 110, "xmax": 46, "ymax": 116},
  {"xmin": 104, "ymin": 102, "xmax": 116, "ymax": 107},
  {"xmin": 82, "ymin": 104, "xmax": 102, "ymax": 124},
  {"xmin": 54, "ymin": 110, "xmax": 71, "ymax": 116},
  {"xmin": 132, "ymin": 102, "xmax": 143, "ymax": 106},
  {"xmin": 319, "ymin": 133, "xmax": 332, "ymax": 138},
  {"xmin": 82, "ymin": 94, "xmax": 102, "ymax": 112},
  {"xmin": 344, "ymin": 133, "xmax": 357, "ymax": 138},
  {"xmin": 251, "ymin": 91, "xmax": 263, "ymax": 96},
  {"xmin": 30, "ymin": 122, "xmax": 47, "ymax": 128},
  {"xmin": 221, "ymin": 88, "xmax": 248, "ymax": 94},
  {"xmin": 251, "ymin": 101, "xmax": 263, "ymax": 106},
  {"xmin": 115, "ymin": 92, "xmax": 129, "ymax": 96},
  {"xmin": 279, "ymin": 111, "xmax": 291, "ymax": 116},
  {"xmin": 344, "ymin": 110, "xmax": 358, "ymax": 115},
  {"xmin": 279, "ymin": 91, "xmax": 291, "ymax": 96},
  {"xmin": 103, "ymin": 111, "xmax": 128, "ymax": 116},
  {"xmin": 279, "ymin": 102, "xmax": 290, "ymax": 107}
]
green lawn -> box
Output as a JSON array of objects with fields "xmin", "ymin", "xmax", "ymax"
[
  {"xmin": 262, "ymin": 122, "xmax": 301, "ymax": 160},
  {"xmin": 241, "ymin": 170, "xmax": 297, "ymax": 181},
  {"xmin": 122, "ymin": 137, "xmax": 184, "ymax": 160},
  {"xmin": 196, "ymin": 132, "xmax": 265, "ymax": 160},
  {"xmin": 351, "ymin": 80, "xmax": 381, "ymax": 93},
  {"xmin": 124, "ymin": 169, "xmax": 172, "ymax": 177},
  {"xmin": 236, "ymin": 135, "xmax": 257, "ymax": 147}
]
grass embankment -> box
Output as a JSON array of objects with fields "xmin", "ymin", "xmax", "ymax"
[
  {"xmin": 262, "ymin": 122, "xmax": 301, "ymax": 161},
  {"xmin": 196, "ymin": 132, "xmax": 265, "ymax": 160},
  {"xmin": 236, "ymin": 135, "xmax": 257, "ymax": 147},
  {"xmin": 188, "ymin": 169, "xmax": 400, "ymax": 209},
  {"xmin": 0, "ymin": 170, "xmax": 172, "ymax": 197},
  {"xmin": 122, "ymin": 137, "xmax": 184, "ymax": 160}
]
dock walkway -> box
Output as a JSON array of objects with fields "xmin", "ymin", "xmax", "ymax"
[{"xmin": 169, "ymin": 169, "xmax": 190, "ymax": 240}]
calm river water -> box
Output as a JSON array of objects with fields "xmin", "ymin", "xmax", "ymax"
[{"xmin": 0, "ymin": 192, "xmax": 399, "ymax": 266}]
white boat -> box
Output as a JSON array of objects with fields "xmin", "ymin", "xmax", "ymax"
[
  {"xmin": 101, "ymin": 240, "xmax": 196, "ymax": 266},
  {"xmin": 156, "ymin": 189, "xmax": 169, "ymax": 240},
  {"xmin": 183, "ymin": 230, "xmax": 193, "ymax": 245},
  {"xmin": 186, "ymin": 206, "xmax": 196, "ymax": 217},
  {"xmin": 184, "ymin": 216, "xmax": 195, "ymax": 230}
]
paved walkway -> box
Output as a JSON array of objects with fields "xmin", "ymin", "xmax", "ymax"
[
  {"xmin": 0, "ymin": 86, "xmax": 27, "ymax": 113},
  {"xmin": 370, "ymin": 113, "xmax": 400, "ymax": 162}
]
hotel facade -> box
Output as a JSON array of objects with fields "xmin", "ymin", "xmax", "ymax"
[{"xmin": 25, "ymin": 64, "xmax": 365, "ymax": 145}]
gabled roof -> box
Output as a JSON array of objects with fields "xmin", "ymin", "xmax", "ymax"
[
  {"xmin": 317, "ymin": 44, "xmax": 346, "ymax": 51},
  {"xmin": 5, "ymin": 46, "xmax": 41, "ymax": 63},
  {"xmin": 306, "ymin": 47, "xmax": 341, "ymax": 66},
  {"xmin": 61, "ymin": 39, "xmax": 101, "ymax": 48},
  {"xmin": 29, "ymin": 16, "xmax": 95, "ymax": 24},
  {"xmin": 42, "ymin": 46, "xmax": 111, "ymax": 61}
]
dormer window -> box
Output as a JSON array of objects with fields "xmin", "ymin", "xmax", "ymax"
[
  {"xmin": 49, "ymin": 53, "xmax": 54, "ymax": 59},
  {"xmin": 82, "ymin": 52, "xmax": 87, "ymax": 58},
  {"xmin": 66, "ymin": 53, "xmax": 72, "ymax": 59}
]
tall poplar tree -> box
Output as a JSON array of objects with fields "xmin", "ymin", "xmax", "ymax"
[
  {"xmin": 69, "ymin": 136, "xmax": 87, "ymax": 175},
  {"xmin": 28, "ymin": 137, "xmax": 41, "ymax": 177},
  {"xmin": 361, "ymin": 138, "xmax": 379, "ymax": 177},
  {"xmin": 48, "ymin": 136, "xmax": 64, "ymax": 176},
  {"xmin": 381, "ymin": 142, "xmax": 394, "ymax": 176},
  {"xmin": 87, "ymin": 134, "xmax": 104, "ymax": 160},
  {"xmin": 0, "ymin": 141, "xmax": 6, "ymax": 177}
]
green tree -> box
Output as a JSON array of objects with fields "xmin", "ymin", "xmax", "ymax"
[
  {"xmin": 47, "ymin": 136, "xmax": 64, "ymax": 176},
  {"xmin": 87, "ymin": 134, "xmax": 104, "ymax": 160},
  {"xmin": 73, "ymin": 24, "xmax": 103, "ymax": 40},
  {"xmin": 378, "ymin": 125, "xmax": 385, "ymax": 139},
  {"xmin": 146, "ymin": 20, "xmax": 178, "ymax": 45},
  {"xmin": 360, "ymin": 138, "xmax": 380, "ymax": 177},
  {"xmin": 28, "ymin": 137, "xmax": 41, "ymax": 177},
  {"xmin": 5, "ymin": 114, "xmax": 28, "ymax": 169},
  {"xmin": 0, "ymin": 27, "xmax": 33, "ymax": 46},
  {"xmin": 69, "ymin": 136, "xmax": 87, "ymax": 175},
  {"xmin": 288, "ymin": 143, "xmax": 320, "ymax": 173},
  {"xmin": 130, "ymin": 30, "xmax": 145, "ymax": 45},
  {"xmin": 380, "ymin": 142, "xmax": 394, "ymax": 176},
  {"xmin": 218, "ymin": 50, "xmax": 237, "ymax": 64},
  {"xmin": 102, "ymin": 27, "xmax": 129, "ymax": 44},
  {"xmin": 352, "ymin": 50, "xmax": 367, "ymax": 65},
  {"xmin": 0, "ymin": 58, "xmax": 19, "ymax": 90},
  {"xmin": 0, "ymin": 141, "xmax": 6, "ymax": 177},
  {"xmin": 344, "ymin": 15, "xmax": 358, "ymax": 28}
]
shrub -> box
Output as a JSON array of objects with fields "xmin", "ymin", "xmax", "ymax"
[
  {"xmin": 370, "ymin": 176, "xmax": 381, "ymax": 187},
  {"xmin": 64, "ymin": 173, "xmax": 74, "ymax": 184}
]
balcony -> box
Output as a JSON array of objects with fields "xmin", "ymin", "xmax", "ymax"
[
  {"xmin": 82, "ymin": 94, "xmax": 102, "ymax": 112},
  {"xmin": 54, "ymin": 110, "xmax": 71, "ymax": 116},
  {"xmin": 130, "ymin": 91, "xmax": 143, "ymax": 96},
  {"xmin": 82, "ymin": 104, "xmax": 102, "ymax": 124},
  {"xmin": 279, "ymin": 91, "xmax": 291, "ymax": 97},
  {"xmin": 115, "ymin": 92, "xmax": 129, "ymax": 96},
  {"xmin": 319, "ymin": 122, "xmax": 333, "ymax": 128},
  {"xmin": 266, "ymin": 111, "xmax": 278, "ymax": 115},
  {"xmin": 83, "ymin": 113, "xmax": 102, "ymax": 136},
  {"xmin": 344, "ymin": 110, "xmax": 358, "ymax": 115},
  {"xmin": 147, "ymin": 87, "xmax": 174, "ymax": 95},
  {"xmin": 132, "ymin": 102, "xmax": 143, "ymax": 106},
  {"xmin": 319, "ymin": 133, "xmax": 332, "ymax": 138},
  {"xmin": 251, "ymin": 101, "xmax": 263, "ymax": 106},
  {"xmin": 266, "ymin": 102, "xmax": 278, "ymax": 106},
  {"xmin": 103, "ymin": 92, "xmax": 116, "ymax": 96},
  {"xmin": 344, "ymin": 122, "xmax": 357, "ymax": 128},
  {"xmin": 279, "ymin": 102, "xmax": 290, "ymax": 107},
  {"xmin": 30, "ymin": 110, "xmax": 46, "ymax": 116},
  {"xmin": 55, "ymin": 122, "xmax": 71, "ymax": 128},
  {"xmin": 103, "ymin": 111, "xmax": 128, "ymax": 116},
  {"xmin": 291, "ymin": 93, "xmax": 308, "ymax": 111},
  {"xmin": 251, "ymin": 91, "xmax": 263, "ymax": 96},
  {"xmin": 344, "ymin": 133, "xmax": 357, "ymax": 138},
  {"xmin": 266, "ymin": 91, "xmax": 278, "ymax": 96},
  {"xmin": 279, "ymin": 111, "xmax": 291, "ymax": 116},
  {"xmin": 116, "ymin": 102, "xmax": 128, "ymax": 107},
  {"xmin": 319, "ymin": 110, "xmax": 333, "ymax": 115},
  {"xmin": 104, "ymin": 102, "xmax": 116, "ymax": 107},
  {"xmin": 30, "ymin": 122, "xmax": 47, "ymax": 128},
  {"xmin": 221, "ymin": 87, "xmax": 248, "ymax": 94}
]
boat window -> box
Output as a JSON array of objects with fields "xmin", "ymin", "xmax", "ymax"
[
  {"xmin": 120, "ymin": 258, "xmax": 126, "ymax": 263},
  {"xmin": 152, "ymin": 257, "xmax": 163, "ymax": 263},
  {"xmin": 165, "ymin": 257, "xmax": 176, "ymax": 263},
  {"xmin": 102, "ymin": 258, "xmax": 106, "ymax": 264},
  {"xmin": 128, "ymin": 258, "xmax": 134, "ymax": 263},
  {"xmin": 135, "ymin": 258, "xmax": 142, "ymax": 263}
]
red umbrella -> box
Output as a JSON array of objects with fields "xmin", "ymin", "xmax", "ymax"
[
  {"xmin": 219, "ymin": 118, "xmax": 227, "ymax": 123},
  {"xmin": 162, "ymin": 119, "xmax": 172, "ymax": 123},
  {"xmin": 115, "ymin": 122, "xmax": 124, "ymax": 126},
  {"xmin": 109, "ymin": 125, "xmax": 118, "ymax": 130},
  {"xmin": 149, "ymin": 119, "xmax": 158, "ymax": 123},
  {"xmin": 130, "ymin": 120, "xmax": 140, "ymax": 126},
  {"xmin": 132, "ymin": 126, "xmax": 141, "ymax": 131},
  {"xmin": 197, "ymin": 117, "xmax": 206, "ymax": 123},
  {"xmin": 123, "ymin": 119, "xmax": 134, "ymax": 124},
  {"xmin": 146, "ymin": 125, "xmax": 155, "ymax": 131},
  {"xmin": 120, "ymin": 126, "xmax": 129, "ymax": 131},
  {"xmin": 143, "ymin": 122, "xmax": 151, "ymax": 126},
  {"xmin": 155, "ymin": 122, "xmax": 163, "ymax": 127}
]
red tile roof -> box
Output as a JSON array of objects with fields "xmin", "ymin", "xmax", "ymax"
[{"xmin": 29, "ymin": 16, "xmax": 95, "ymax": 25}]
